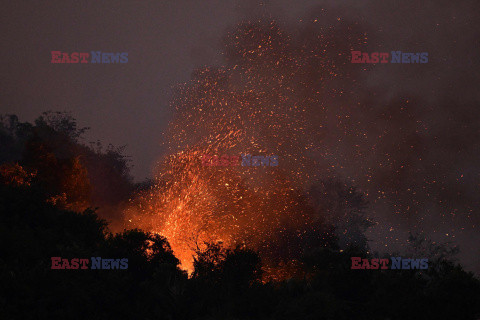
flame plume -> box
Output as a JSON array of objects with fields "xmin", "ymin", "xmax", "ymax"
[{"xmin": 124, "ymin": 20, "xmax": 365, "ymax": 276}]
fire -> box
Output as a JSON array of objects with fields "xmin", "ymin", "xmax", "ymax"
[
  {"xmin": 124, "ymin": 143, "xmax": 316, "ymax": 273},
  {"xmin": 123, "ymin": 20, "xmax": 363, "ymax": 276},
  {"xmin": 0, "ymin": 163, "xmax": 36, "ymax": 186}
]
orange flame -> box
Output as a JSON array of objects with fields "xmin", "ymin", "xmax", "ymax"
[{"xmin": 123, "ymin": 21, "xmax": 337, "ymax": 277}]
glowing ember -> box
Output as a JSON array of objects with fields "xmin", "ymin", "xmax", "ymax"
[{"xmin": 123, "ymin": 20, "xmax": 365, "ymax": 276}]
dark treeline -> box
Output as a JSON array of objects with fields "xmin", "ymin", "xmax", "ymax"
[
  {"xmin": 1, "ymin": 113, "xmax": 479, "ymax": 319},
  {"xmin": 0, "ymin": 112, "xmax": 135, "ymax": 228}
]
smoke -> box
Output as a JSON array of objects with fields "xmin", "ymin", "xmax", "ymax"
[
  {"xmin": 288, "ymin": 0, "xmax": 480, "ymax": 273},
  {"xmin": 125, "ymin": 1, "xmax": 480, "ymax": 274}
]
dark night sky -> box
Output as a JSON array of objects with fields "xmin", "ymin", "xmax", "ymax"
[
  {"xmin": 1, "ymin": 1, "xmax": 479, "ymax": 272},
  {"xmin": 2, "ymin": 1, "xmax": 478, "ymax": 180},
  {"xmin": 1, "ymin": 0, "xmax": 304, "ymax": 180}
]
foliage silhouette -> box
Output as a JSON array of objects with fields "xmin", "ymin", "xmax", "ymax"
[{"xmin": 1, "ymin": 113, "xmax": 479, "ymax": 319}]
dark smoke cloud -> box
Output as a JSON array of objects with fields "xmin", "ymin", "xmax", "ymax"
[
  {"xmin": 180, "ymin": 0, "xmax": 480, "ymax": 273},
  {"xmin": 272, "ymin": 0, "xmax": 480, "ymax": 273}
]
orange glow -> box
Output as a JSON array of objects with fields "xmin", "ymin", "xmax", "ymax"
[{"xmin": 123, "ymin": 21, "xmax": 332, "ymax": 278}]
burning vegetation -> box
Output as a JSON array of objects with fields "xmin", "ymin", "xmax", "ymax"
[{"xmin": 123, "ymin": 20, "xmax": 370, "ymax": 278}]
